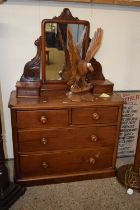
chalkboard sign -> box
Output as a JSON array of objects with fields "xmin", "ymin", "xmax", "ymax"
[{"xmin": 117, "ymin": 91, "xmax": 140, "ymax": 157}]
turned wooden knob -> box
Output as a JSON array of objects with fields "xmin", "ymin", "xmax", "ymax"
[
  {"xmin": 89, "ymin": 157, "xmax": 96, "ymax": 165},
  {"xmin": 91, "ymin": 134, "xmax": 98, "ymax": 142},
  {"xmin": 40, "ymin": 116, "xmax": 47, "ymax": 124},
  {"xmin": 41, "ymin": 138, "xmax": 48, "ymax": 145},
  {"xmin": 42, "ymin": 162, "xmax": 48, "ymax": 169},
  {"xmin": 92, "ymin": 112, "xmax": 100, "ymax": 120}
]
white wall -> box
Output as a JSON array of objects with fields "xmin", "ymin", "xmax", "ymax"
[{"xmin": 0, "ymin": 0, "xmax": 140, "ymax": 158}]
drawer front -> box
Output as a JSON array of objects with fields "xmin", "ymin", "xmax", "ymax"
[
  {"xmin": 72, "ymin": 107, "xmax": 118, "ymax": 125},
  {"xmin": 19, "ymin": 148, "xmax": 114, "ymax": 177},
  {"xmin": 16, "ymin": 110, "xmax": 68, "ymax": 129},
  {"xmin": 18, "ymin": 126, "xmax": 117, "ymax": 152}
]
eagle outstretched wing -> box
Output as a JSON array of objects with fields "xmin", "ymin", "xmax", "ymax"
[
  {"xmin": 67, "ymin": 26, "xmax": 81, "ymax": 66},
  {"xmin": 67, "ymin": 26, "xmax": 82, "ymax": 84},
  {"xmin": 85, "ymin": 28, "xmax": 103, "ymax": 62},
  {"xmin": 76, "ymin": 26, "xmax": 87, "ymax": 55}
]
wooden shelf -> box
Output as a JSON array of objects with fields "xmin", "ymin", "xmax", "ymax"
[
  {"xmin": 92, "ymin": 0, "xmax": 140, "ymax": 6},
  {"xmin": 53, "ymin": 0, "xmax": 140, "ymax": 6}
]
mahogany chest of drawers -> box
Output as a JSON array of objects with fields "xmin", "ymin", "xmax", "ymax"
[{"xmin": 9, "ymin": 91, "xmax": 123, "ymax": 186}]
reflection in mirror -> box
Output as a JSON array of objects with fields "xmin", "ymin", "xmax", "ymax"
[{"xmin": 45, "ymin": 23, "xmax": 86, "ymax": 80}]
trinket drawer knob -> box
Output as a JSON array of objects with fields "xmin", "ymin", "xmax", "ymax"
[
  {"xmin": 92, "ymin": 112, "xmax": 100, "ymax": 120},
  {"xmin": 41, "ymin": 138, "xmax": 48, "ymax": 145},
  {"xmin": 40, "ymin": 116, "xmax": 47, "ymax": 124},
  {"xmin": 91, "ymin": 135, "xmax": 98, "ymax": 142},
  {"xmin": 42, "ymin": 162, "xmax": 48, "ymax": 169}
]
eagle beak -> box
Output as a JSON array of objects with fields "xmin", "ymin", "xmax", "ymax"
[{"xmin": 87, "ymin": 63, "xmax": 94, "ymax": 72}]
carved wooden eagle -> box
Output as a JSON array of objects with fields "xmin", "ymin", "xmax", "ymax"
[{"xmin": 67, "ymin": 26, "xmax": 103, "ymax": 93}]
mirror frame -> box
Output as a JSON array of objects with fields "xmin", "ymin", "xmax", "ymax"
[{"xmin": 41, "ymin": 8, "xmax": 90, "ymax": 84}]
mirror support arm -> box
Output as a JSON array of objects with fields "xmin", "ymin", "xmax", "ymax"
[{"xmin": 20, "ymin": 37, "xmax": 41, "ymax": 82}]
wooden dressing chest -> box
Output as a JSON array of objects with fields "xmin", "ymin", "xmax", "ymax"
[
  {"xmin": 9, "ymin": 90, "xmax": 123, "ymax": 185},
  {"xmin": 9, "ymin": 8, "xmax": 123, "ymax": 186}
]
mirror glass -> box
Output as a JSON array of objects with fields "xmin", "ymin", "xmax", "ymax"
[{"xmin": 45, "ymin": 22, "xmax": 87, "ymax": 80}]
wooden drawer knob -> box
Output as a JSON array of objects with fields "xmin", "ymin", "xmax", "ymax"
[
  {"xmin": 91, "ymin": 134, "xmax": 98, "ymax": 142},
  {"xmin": 89, "ymin": 157, "xmax": 96, "ymax": 165},
  {"xmin": 92, "ymin": 112, "xmax": 100, "ymax": 120},
  {"xmin": 41, "ymin": 137, "xmax": 48, "ymax": 145},
  {"xmin": 40, "ymin": 116, "xmax": 47, "ymax": 124},
  {"xmin": 42, "ymin": 162, "xmax": 48, "ymax": 169}
]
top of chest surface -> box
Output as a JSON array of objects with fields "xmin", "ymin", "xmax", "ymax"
[{"xmin": 9, "ymin": 91, "xmax": 123, "ymax": 110}]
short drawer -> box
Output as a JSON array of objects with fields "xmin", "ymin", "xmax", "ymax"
[
  {"xmin": 19, "ymin": 147, "xmax": 114, "ymax": 177},
  {"xmin": 72, "ymin": 107, "xmax": 118, "ymax": 125},
  {"xmin": 16, "ymin": 109, "xmax": 68, "ymax": 129},
  {"xmin": 18, "ymin": 126, "xmax": 117, "ymax": 152}
]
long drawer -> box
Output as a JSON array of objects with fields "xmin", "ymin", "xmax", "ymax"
[
  {"xmin": 72, "ymin": 107, "xmax": 118, "ymax": 125},
  {"xmin": 19, "ymin": 147, "xmax": 114, "ymax": 177},
  {"xmin": 18, "ymin": 126, "xmax": 117, "ymax": 152},
  {"xmin": 16, "ymin": 109, "xmax": 68, "ymax": 129}
]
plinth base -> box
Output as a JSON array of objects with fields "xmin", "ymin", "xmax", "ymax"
[
  {"xmin": 0, "ymin": 182, "xmax": 26, "ymax": 210},
  {"xmin": 66, "ymin": 91, "xmax": 94, "ymax": 102},
  {"xmin": 117, "ymin": 164, "xmax": 140, "ymax": 192}
]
